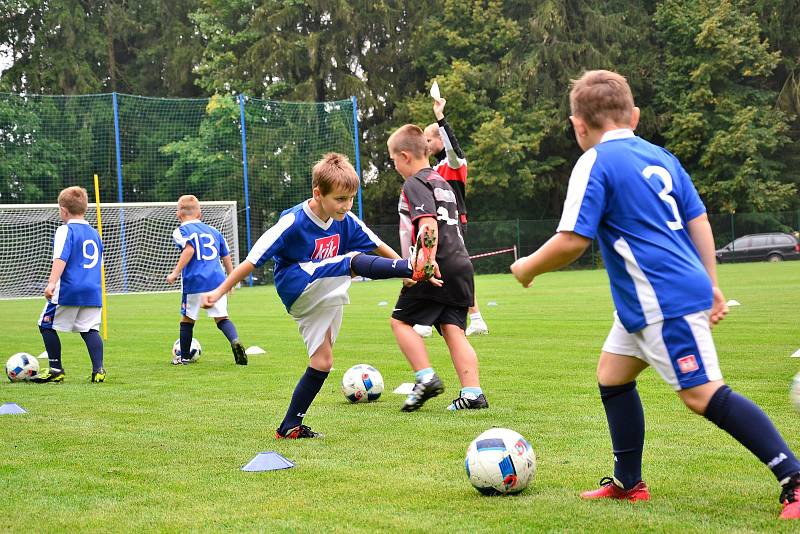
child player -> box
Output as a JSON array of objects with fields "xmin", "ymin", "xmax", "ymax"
[
  {"xmin": 510, "ymin": 69, "xmax": 800, "ymax": 519},
  {"xmin": 166, "ymin": 195, "xmax": 247, "ymax": 366},
  {"xmin": 34, "ymin": 186, "xmax": 106, "ymax": 383},
  {"xmin": 389, "ymin": 124, "xmax": 488, "ymax": 412},
  {"xmin": 202, "ymin": 153, "xmax": 433, "ymax": 438}
]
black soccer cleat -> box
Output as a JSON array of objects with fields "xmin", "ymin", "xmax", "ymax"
[
  {"xmin": 32, "ymin": 368, "xmax": 65, "ymax": 383},
  {"xmin": 447, "ymin": 393, "xmax": 489, "ymax": 411},
  {"xmin": 275, "ymin": 425, "xmax": 322, "ymax": 439},
  {"xmin": 401, "ymin": 374, "xmax": 444, "ymax": 412},
  {"xmin": 90, "ymin": 368, "xmax": 106, "ymax": 383},
  {"xmin": 231, "ymin": 340, "xmax": 248, "ymax": 366}
]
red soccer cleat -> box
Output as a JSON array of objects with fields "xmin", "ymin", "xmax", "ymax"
[
  {"xmin": 275, "ymin": 424, "xmax": 322, "ymax": 439},
  {"xmin": 581, "ymin": 477, "xmax": 651, "ymax": 502},
  {"xmin": 779, "ymin": 474, "xmax": 800, "ymax": 519},
  {"xmin": 410, "ymin": 226, "xmax": 436, "ymax": 282}
]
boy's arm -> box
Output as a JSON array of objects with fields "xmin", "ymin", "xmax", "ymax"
[
  {"xmin": 44, "ymin": 259, "xmax": 67, "ymax": 300},
  {"xmin": 413, "ymin": 216, "xmax": 441, "ymax": 278},
  {"xmin": 687, "ymin": 213, "xmax": 728, "ymax": 326},
  {"xmin": 433, "ymin": 98, "xmax": 465, "ymax": 167},
  {"xmin": 221, "ymin": 254, "xmax": 234, "ymax": 275},
  {"xmin": 373, "ymin": 242, "xmax": 401, "ymax": 260},
  {"xmin": 510, "ymin": 231, "xmax": 591, "ymax": 288},
  {"xmin": 202, "ymin": 260, "xmax": 256, "ymax": 308},
  {"xmin": 166, "ymin": 244, "xmax": 195, "ymax": 284}
]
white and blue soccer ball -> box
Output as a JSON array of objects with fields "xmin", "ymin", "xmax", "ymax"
[
  {"xmin": 172, "ymin": 338, "xmax": 202, "ymax": 363},
  {"xmin": 6, "ymin": 352, "xmax": 40, "ymax": 382},
  {"xmin": 465, "ymin": 428, "xmax": 536, "ymax": 495},
  {"xmin": 342, "ymin": 364, "xmax": 384, "ymax": 403},
  {"xmin": 790, "ymin": 372, "xmax": 800, "ymax": 412}
]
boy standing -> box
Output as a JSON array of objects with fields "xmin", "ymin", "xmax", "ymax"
[
  {"xmin": 203, "ymin": 153, "xmax": 428, "ymax": 438},
  {"xmin": 34, "ymin": 186, "xmax": 105, "ymax": 383},
  {"xmin": 167, "ymin": 195, "xmax": 247, "ymax": 366},
  {"xmin": 510, "ymin": 69, "xmax": 800, "ymax": 519},
  {"xmin": 389, "ymin": 124, "xmax": 488, "ymax": 412}
]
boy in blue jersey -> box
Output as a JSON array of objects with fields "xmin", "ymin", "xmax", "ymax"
[
  {"xmin": 166, "ymin": 195, "xmax": 247, "ymax": 366},
  {"xmin": 202, "ymin": 153, "xmax": 431, "ymax": 438},
  {"xmin": 34, "ymin": 186, "xmax": 106, "ymax": 383},
  {"xmin": 511, "ymin": 70, "xmax": 800, "ymax": 519}
]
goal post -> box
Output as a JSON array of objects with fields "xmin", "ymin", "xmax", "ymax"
[{"xmin": 0, "ymin": 201, "xmax": 239, "ymax": 299}]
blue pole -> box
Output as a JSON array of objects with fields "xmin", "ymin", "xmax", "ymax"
[
  {"xmin": 112, "ymin": 92, "xmax": 128, "ymax": 292},
  {"xmin": 239, "ymin": 94, "xmax": 253, "ymax": 287},
  {"xmin": 351, "ymin": 96, "xmax": 364, "ymax": 221}
]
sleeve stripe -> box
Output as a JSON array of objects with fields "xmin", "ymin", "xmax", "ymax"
[
  {"xmin": 172, "ymin": 227, "xmax": 187, "ymax": 248},
  {"xmin": 246, "ymin": 212, "xmax": 295, "ymax": 264},
  {"xmin": 346, "ymin": 212, "xmax": 383, "ymax": 247},
  {"xmin": 52, "ymin": 225, "xmax": 69, "ymax": 259},
  {"xmin": 557, "ymin": 149, "xmax": 598, "ymax": 233}
]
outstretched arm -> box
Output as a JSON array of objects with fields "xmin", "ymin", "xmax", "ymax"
[
  {"xmin": 687, "ymin": 213, "xmax": 728, "ymax": 326},
  {"xmin": 510, "ymin": 231, "xmax": 591, "ymax": 288},
  {"xmin": 433, "ymin": 97, "xmax": 464, "ymax": 166},
  {"xmin": 167, "ymin": 244, "xmax": 194, "ymax": 284}
]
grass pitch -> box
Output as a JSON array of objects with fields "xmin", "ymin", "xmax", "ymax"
[{"xmin": 1, "ymin": 262, "xmax": 799, "ymax": 532}]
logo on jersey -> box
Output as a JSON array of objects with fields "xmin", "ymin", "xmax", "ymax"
[
  {"xmin": 677, "ymin": 355, "xmax": 699, "ymax": 373},
  {"xmin": 433, "ymin": 187, "xmax": 456, "ymax": 204},
  {"xmin": 414, "ymin": 204, "xmax": 426, "ymax": 212},
  {"xmin": 312, "ymin": 234, "xmax": 340, "ymax": 259}
]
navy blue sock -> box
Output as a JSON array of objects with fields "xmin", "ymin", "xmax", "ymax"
[
  {"xmin": 599, "ymin": 381, "xmax": 645, "ymax": 489},
  {"xmin": 216, "ymin": 319, "xmax": 239, "ymax": 343},
  {"xmin": 79, "ymin": 330, "xmax": 104, "ymax": 372},
  {"xmin": 179, "ymin": 322, "xmax": 194, "ymax": 360},
  {"xmin": 350, "ymin": 253, "xmax": 411, "ymax": 279},
  {"xmin": 278, "ymin": 367, "xmax": 329, "ymax": 434},
  {"xmin": 39, "ymin": 326, "xmax": 62, "ymax": 370},
  {"xmin": 704, "ymin": 385, "xmax": 800, "ymax": 481}
]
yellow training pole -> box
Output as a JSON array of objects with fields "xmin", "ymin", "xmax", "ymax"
[{"xmin": 93, "ymin": 174, "xmax": 108, "ymax": 340}]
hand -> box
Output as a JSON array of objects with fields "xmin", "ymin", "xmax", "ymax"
[
  {"xmin": 201, "ymin": 290, "xmax": 220, "ymax": 309},
  {"xmin": 709, "ymin": 286, "xmax": 729, "ymax": 327},
  {"xmin": 433, "ymin": 97, "xmax": 446, "ymax": 120},
  {"xmin": 166, "ymin": 272, "xmax": 178, "ymax": 284},
  {"xmin": 44, "ymin": 283, "xmax": 56, "ymax": 300},
  {"xmin": 510, "ymin": 258, "xmax": 535, "ymax": 288}
]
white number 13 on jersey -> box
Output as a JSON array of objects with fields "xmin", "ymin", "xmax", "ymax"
[{"xmin": 642, "ymin": 166, "xmax": 683, "ymax": 230}]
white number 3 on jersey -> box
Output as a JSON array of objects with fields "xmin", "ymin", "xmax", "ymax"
[{"xmin": 642, "ymin": 166, "xmax": 683, "ymax": 231}]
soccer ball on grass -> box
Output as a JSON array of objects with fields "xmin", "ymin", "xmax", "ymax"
[
  {"xmin": 6, "ymin": 352, "xmax": 40, "ymax": 382},
  {"xmin": 172, "ymin": 338, "xmax": 202, "ymax": 364},
  {"xmin": 342, "ymin": 364, "xmax": 384, "ymax": 402},
  {"xmin": 465, "ymin": 427, "xmax": 536, "ymax": 495}
]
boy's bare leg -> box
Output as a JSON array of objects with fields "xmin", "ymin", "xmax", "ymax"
[
  {"xmin": 391, "ymin": 318, "xmax": 431, "ymax": 371},
  {"xmin": 441, "ymin": 324, "xmax": 480, "ymax": 387}
]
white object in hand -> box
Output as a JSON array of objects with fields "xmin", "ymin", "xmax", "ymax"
[{"xmin": 430, "ymin": 81, "xmax": 440, "ymax": 100}]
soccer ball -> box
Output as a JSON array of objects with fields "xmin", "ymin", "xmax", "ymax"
[
  {"xmin": 341, "ymin": 364, "xmax": 384, "ymax": 402},
  {"xmin": 465, "ymin": 428, "xmax": 536, "ymax": 495},
  {"xmin": 790, "ymin": 372, "xmax": 800, "ymax": 412},
  {"xmin": 6, "ymin": 352, "xmax": 40, "ymax": 382},
  {"xmin": 172, "ymin": 338, "xmax": 202, "ymax": 363}
]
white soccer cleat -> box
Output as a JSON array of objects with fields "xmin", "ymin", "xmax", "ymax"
[
  {"xmin": 413, "ymin": 324, "xmax": 433, "ymax": 338},
  {"xmin": 465, "ymin": 320, "xmax": 489, "ymax": 336}
]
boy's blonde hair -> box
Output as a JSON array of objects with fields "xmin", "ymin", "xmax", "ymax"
[
  {"xmin": 177, "ymin": 195, "xmax": 201, "ymax": 217},
  {"xmin": 311, "ymin": 153, "xmax": 359, "ymax": 195},
  {"xmin": 388, "ymin": 124, "xmax": 428, "ymax": 159},
  {"xmin": 58, "ymin": 186, "xmax": 88, "ymax": 216},
  {"xmin": 569, "ymin": 70, "xmax": 634, "ymax": 130}
]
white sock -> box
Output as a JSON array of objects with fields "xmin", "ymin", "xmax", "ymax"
[{"xmin": 470, "ymin": 312, "xmax": 483, "ymax": 322}]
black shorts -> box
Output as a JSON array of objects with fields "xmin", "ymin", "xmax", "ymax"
[{"xmin": 391, "ymin": 294, "xmax": 468, "ymax": 334}]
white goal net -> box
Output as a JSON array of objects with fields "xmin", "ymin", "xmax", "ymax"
[{"xmin": 0, "ymin": 201, "xmax": 239, "ymax": 299}]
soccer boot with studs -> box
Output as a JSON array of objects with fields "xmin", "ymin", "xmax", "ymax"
[
  {"xmin": 90, "ymin": 368, "xmax": 106, "ymax": 383},
  {"xmin": 779, "ymin": 472, "xmax": 800, "ymax": 519},
  {"xmin": 32, "ymin": 368, "xmax": 65, "ymax": 383},
  {"xmin": 401, "ymin": 373, "xmax": 445, "ymax": 412},
  {"xmin": 447, "ymin": 393, "xmax": 489, "ymax": 411},
  {"xmin": 580, "ymin": 476, "xmax": 650, "ymax": 502},
  {"xmin": 231, "ymin": 340, "xmax": 248, "ymax": 366},
  {"xmin": 410, "ymin": 226, "xmax": 436, "ymax": 282},
  {"xmin": 275, "ymin": 424, "xmax": 322, "ymax": 439}
]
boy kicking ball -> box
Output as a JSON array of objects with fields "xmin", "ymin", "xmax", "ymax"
[{"xmin": 511, "ymin": 69, "xmax": 800, "ymax": 519}]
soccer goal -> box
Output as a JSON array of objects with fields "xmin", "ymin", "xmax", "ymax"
[{"xmin": 0, "ymin": 201, "xmax": 239, "ymax": 299}]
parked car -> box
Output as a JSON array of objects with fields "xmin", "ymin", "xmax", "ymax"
[{"xmin": 715, "ymin": 232, "xmax": 800, "ymax": 263}]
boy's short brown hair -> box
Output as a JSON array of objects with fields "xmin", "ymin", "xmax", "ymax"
[
  {"xmin": 58, "ymin": 186, "xmax": 88, "ymax": 216},
  {"xmin": 177, "ymin": 195, "xmax": 201, "ymax": 217},
  {"xmin": 569, "ymin": 70, "xmax": 634, "ymax": 130},
  {"xmin": 312, "ymin": 153, "xmax": 359, "ymax": 195},
  {"xmin": 388, "ymin": 124, "xmax": 428, "ymax": 159}
]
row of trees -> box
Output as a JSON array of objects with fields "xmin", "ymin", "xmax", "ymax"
[{"xmin": 2, "ymin": 0, "xmax": 798, "ymax": 224}]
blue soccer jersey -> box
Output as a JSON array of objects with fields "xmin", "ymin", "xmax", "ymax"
[
  {"xmin": 51, "ymin": 220, "xmax": 103, "ymax": 307},
  {"xmin": 246, "ymin": 200, "xmax": 382, "ymax": 311},
  {"xmin": 172, "ymin": 220, "xmax": 230, "ymax": 294},
  {"xmin": 557, "ymin": 129, "xmax": 713, "ymax": 333}
]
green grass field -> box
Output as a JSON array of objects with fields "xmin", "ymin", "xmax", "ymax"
[{"xmin": 1, "ymin": 262, "xmax": 799, "ymax": 533}]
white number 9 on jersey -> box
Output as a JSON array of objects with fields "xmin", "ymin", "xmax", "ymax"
[
  {"xmin": 82, "ymin": 239, "xmax": 100, "ymax": 269},
  {"xmin": 642, "ymin": 166, "xmax": 683, "ymax": 231}
]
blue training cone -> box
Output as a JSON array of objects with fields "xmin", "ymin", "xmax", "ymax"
[
  {"xmin": 241, "ymin": 451, "xmax": 295, "ymax": 472},
  {"xmin": 0, "ymin": 403, "xmax": 27, "ymax": 415}
]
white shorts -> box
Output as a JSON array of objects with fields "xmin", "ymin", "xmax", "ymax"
[
  {"xmin": 602, "ymin": 311, "xmax": 723, "ymax": 390},
  {"xmin": 38, "ymin": 302, "xmax": 101, "ymax": 333},
  {"xmin": 289, "ymin": 275, "xmax": 351, "ymax": 356},
  {"xmin": 182, "ymin": 293, "xmax": 228, "ymax": 321}
]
